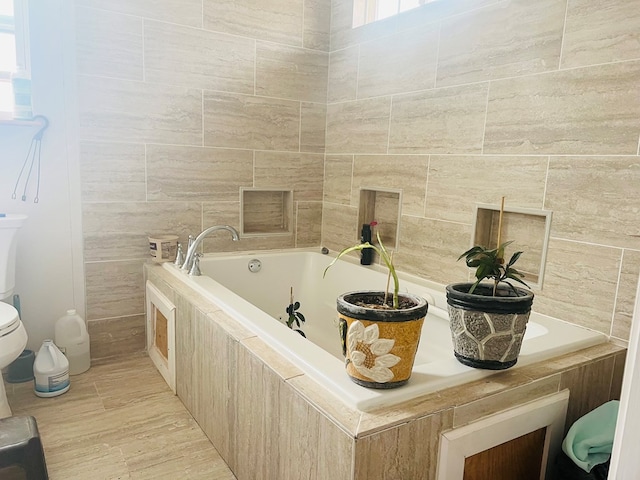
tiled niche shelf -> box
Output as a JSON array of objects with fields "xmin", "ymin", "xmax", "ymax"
[
  {"xmin": 358, "ymin": 188, "xmax": 402, "ymax": 249},
  {"xmin": 240, "ymin": 188, "xmax": 293, "ymax": 237},
  {"xmin": 472, "ymin": 203, "xmax": 552, "ymax": 289}
]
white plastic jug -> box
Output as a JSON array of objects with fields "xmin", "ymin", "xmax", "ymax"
[
  {"xmin": 33, "ymin": 340, "xmax": 70, "ymax": 397},
  {"xmin": 55, "ymin": 309, "xmax": 91, "ymax": 375}
]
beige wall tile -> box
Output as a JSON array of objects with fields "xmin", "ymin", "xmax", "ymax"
[
  {"xmin": 352, "ymin": 155, "xmax": 428, "ymax": 217},
  {"xmin": 303, "ymin": 0, "xmax": 331, "ymax": 51},
  {"xmin": 395, "ymin": 216, "xmax": 471, "ymax": 285},
  {"xmin": 300, "ymin": 102, "xmax": 327, "ymax": 153},
  {"xmin": 534, "ymin": 238, "xmax": 620, "ymax": 333},
  {"xmin": 324, "ymin": 155, "xmax": 353, "ymax": 204},
  {"xmin": 85, "ymin": 260, "xmax": 145, "ymax": 320},
  {"xmin": 255, "ymin": 151, "xmax": 324, "ymax": 202},
  {"xmin": 144, "ymin": 20, "xmax": 254, "ymax": 94},
  {"xmin": 394, "ymin": 0, "xmax": 503, "ymax": 33},
  {"xmin": 256, "ymin": 42, "xmax": 328, "ymax": 102},
  {"xmin": 326, "ymin": 97, "xmax": 391, "ymax": 154},
  {"xmin": 354, "ymin": 409, "xmax": 453, "ymax": 480},
  {"xmin": 357, "ymin": 25, "xmax": 438, "ymax": 98},
  {"xmin": 75, "ymin": 7, "xmax": 142, "ymax": 80},
  {"xmin": 328, "ymin": 46, "xmax": 359, "ymax": 103},
  {"xmin": 82, "ymin": 202, "xmax": 202, "ymax": 261},
  {"xmin": 321, "ymin": 202, "xmax": 359, "ymax": 251},
  {"xmin": 204, "ymin": 0, "xmax": 303, "ymax": 46},
  {"xmin": 612, "ymin": 249, "xmax": 640, "ymax": 341},
  {"xmin": 546, "ymin": 156, "xmax": 640, "ymax": 250},
  {"xmin": 388, "ymin": 83, "xmax": 488, "ymax": 154},
  {"xmin": 79, "ymin": 142, "xmax": 146, "ymax": 202},
  {"xmin": 88, "ymin": 314, "xmax": 145, "ymax": 360},
  {"xmin": 561, "ymin": 0, "xmax": 640, "ymax": 68},
  {"xmin": 296, "ymin": 202, "xmax": 323, "ymax": 247},
  {"xmin": 426, "ymin": 155, "xmax": 547, "ymax": 224},
  {"xmin": 78, "ymin": 75, "xmax": 202, "ymax": 145},
  {"xmin": 436, "ymin": 0, "xmax": 565, "ymax": 87},
  {"xmin": 330, "ymin": 0, "xmax": 398, "ymax": 51},
  {"xmin": 204, "ymin": 92, "xmax": 300, "ymax": 151},
  {"xmin": 146, "ymin": 145, "xmax": 253, "ymax": 202},
  {"xmin": 316, "ymin": 414, "xmax": 354, "ymax": 480},
  {"xmin": 453, "ymin": 375, "xmax": 560, "ymax": 427},
  {"xmin": 76, "ymin": 0, "xmax": 202, "ymax": 27},
  {"xmin": 241, "ymin": 336, "xmax": 304, "ymax": 380},
  {"xmin": 484, "ymin": 61, "xmax": 640, "ymax": 155}
]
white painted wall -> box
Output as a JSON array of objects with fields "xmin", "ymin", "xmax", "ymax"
[{"xmin": 0, "ymin": 0, "xmax": 83, "ymax": 351}]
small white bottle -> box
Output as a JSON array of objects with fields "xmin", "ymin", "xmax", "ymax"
[
  {"xmin": 34, "ymin": 340, "xmax": 70, "ymax": 397},
  {"xmin": 11, "ymin": 69, "xmax": 33, "ymax": 120},
  {"xmin": 55, "ymin": 309, "xmax": 91, "ymax": 375}
]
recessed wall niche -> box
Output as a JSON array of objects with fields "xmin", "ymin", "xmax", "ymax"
[
  {"xmin": 241, "ymin": 188, "xmax": 293, "ymax": 236},
  {"xmin": 358, "ymin": 188, "xmax": 402, "ymax": 249},
  {"xmin": 472, "ymin": 204, "xmax": 552, "ymax": 289}
]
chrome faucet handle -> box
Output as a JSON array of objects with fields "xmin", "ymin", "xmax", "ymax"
[
  {"xmin": 187, "ymin": 234, "xmax": 195, "ymax": 251},
  {"xmin": 188, "ymin": 253, "xmax": 202, "ymax": 276},
  {"xmin": 173, "ymin": 242, "xmax": 184, "ymax": 267}
]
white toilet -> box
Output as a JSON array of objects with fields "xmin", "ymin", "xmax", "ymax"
[{"xmin": 0, "ymin": 214, "xmax": 28, "ymax": 418}]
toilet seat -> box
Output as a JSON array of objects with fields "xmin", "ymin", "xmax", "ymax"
[{"xmin": 0, "ymin": 302, "xmax": 21, "ymax": 338}]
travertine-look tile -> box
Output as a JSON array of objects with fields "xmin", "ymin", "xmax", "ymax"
[
  {"xmin": 330, "ymin": 0, "xmax": 398, "ymax": 51},
  {"xmin": 610, "ymin": 352, "xmax": 626, "ymax": 400},
  {"xmin": 436, "ymin": 0, "xmax": 565, "ymax": 87},
  {"xmin": 79, "ymin": 142, "xmax": 146, "ymax": 202},
  {"xmin": 612, "ymin": 249, "xmax": 640, "ymax": 340},
  {"xmin": 85, "ymin": 260, "xmax": 145, "ymax": 320},
  {"xmin": 204, "ymin": 0, "xmax": 303, "ymax": 46},
  {"xmin": 395, "ymin": 216, "xmax": 471, "ymax": 285},
  {"xmin": 324, "ymin": 155, "xmax": 353, "ymax": 204},
  {"xmin": 354, "ymin": 409, "xmax": 454, "ymax": 480},
  {"xmin": 146, "ymin": 145, "xmax": 253, "ymax": 202},
  {"xmin": 82, "ymin": 202, "xmax": 202, "ymax": 261},
  {"xmin": 326, "ymin": 97, "xmax": 391, "ymax": 154},
  {"xmin": 88, "ymin": 314, "xmax": 146, "ymax": 359},
  {"xmin": 394, "ymin": 0, "xmax": 504, "ymax": 33},
  {"xmin": 546, "ymin": 156, "xmax": 640, "ymax": 250},
  {"xmin": 534, "ymin": 238, "xmax": 620, "ymax": 333},
  {"xmin": 296, "ymin": 202, "xmax": 323, "ymax": 247},
  {"xmin": 241, "ymin": 336, "xmax": 304, "ymax": 380},
  {"xmin": 426, "ymin": 155, "xmax": 547, "ymax": 224},
  {"xmin": 204, "ymin": 92, "xmax": 300, "ymax": 151},
  {"xmin": 75, "ymin": 6, "xmax": 143, "ymax": 80},
  {"xmin": 327, "ymin": 46, "xmax": 359, "ymax": 103},
  {"xmin": 561, "ymin": 0, "xmax": 640, "ymax": 68},
  {"xmin": 303, "ymin": 0, "xmax": 331, "ymax": 51},
  {"xmin": 484, "ymin": 61, "xmax": 640, "ymax": 155},
  {"xmin": 316, "ymin": 414, "xmax": 354, "ymax": 480},
  {"xmin": 256, "ymin": 42, "xmax": 328, "ymax": 102},
  {"xmin": 144, "ymin": 20, "xmax": 254, "ymax": 94},
  {"xmin": 255, "ymin": 151, "xmax": 324, "ymax": 201},
  {"xmin": 78, "ymin": 75, "xmax": 203, "ymax": 145},
  {"xmin": 388, "ymin": 83, "xmax": 488, "ymax": 154},
  {"xmin": 560, "ymin": 356, "xmax": 616, "ymax": 433},
  {"xmin": 453, "ymin": 375, "xmax": 561, "ymax": 427},
  {"xmin": 352, "ymin": 155, "xmax": 428, "ymax": 216},
  {"xmin": 76, "ymin": 0, "xmax": 202, "ymax": 27},
  {"xmin": 300, "ymin": 102, "xmax": 327, "ymax": 153},
  {"xmin": 357, "ymin": 25, "xmax": 438, "ymax": 98},
  {"xmin": 321, "ymin": 202, "xmax": 359, "ymax": 252}
]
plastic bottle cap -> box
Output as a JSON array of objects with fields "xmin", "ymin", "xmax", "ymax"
[{"xmin": 67, "ymin": 309, "xmax": 76, "ymax": 315}]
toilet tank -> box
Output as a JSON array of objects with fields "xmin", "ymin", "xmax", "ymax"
[{"xmin": 0, "ymin": 214, "xmax": 27, "ymax": 301}]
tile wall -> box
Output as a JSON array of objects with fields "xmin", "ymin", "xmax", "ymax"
[
  {"xmin": 73, "ymin": 0, "xmax": 330, "ymax": 359},
  {"xmin": 323, "ymin": 0, "xmax": 640, "ymax": 341}
]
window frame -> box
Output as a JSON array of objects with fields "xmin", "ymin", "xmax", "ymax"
[{"xmin": 0, "ymin": 0, "xmax": 30, "ymax": 118}]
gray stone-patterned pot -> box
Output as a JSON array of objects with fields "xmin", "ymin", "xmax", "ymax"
[{"xmin": 446, "ymin": 283, "xmax": 534, "ymax": 370}]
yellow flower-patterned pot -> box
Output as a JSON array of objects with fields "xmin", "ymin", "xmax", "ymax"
[{"xmin": 337, "ymin": 291, "xmax": 428, "ymax": 389}]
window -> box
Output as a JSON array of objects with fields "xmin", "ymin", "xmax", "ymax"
[
  {"xmin": 353, "ymin": 0, "xmax": 436, "ymax": 28},
  {"xmin": 0, "ymin": 0, "xmax": 29, "ymax": 118}
]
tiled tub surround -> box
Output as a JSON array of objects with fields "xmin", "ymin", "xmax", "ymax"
[
  {"xmin": 145, "ymin": 263, "xmax": 625, "ymax": 480},
  {"xmin": 160, "ymin": 250, "xmax": 606, "ymax": 411}
]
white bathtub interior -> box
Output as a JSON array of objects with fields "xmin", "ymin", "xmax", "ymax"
[{"xmin": 161, "ymin": 249, "xmax": 607, "ymax": 411}]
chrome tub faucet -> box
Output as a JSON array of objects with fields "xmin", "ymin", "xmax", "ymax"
[{"xmin": 180, "ymin": 225, "xmax": 240, "ymax": 273}]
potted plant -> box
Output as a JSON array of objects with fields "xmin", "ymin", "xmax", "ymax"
[
  {"xmin": 446, "ymin": 240, "xmax": 534, "ymax": 370},
  {"xmin": 324, "ymin": 230, "xmax": 428, "ymax": 389}
]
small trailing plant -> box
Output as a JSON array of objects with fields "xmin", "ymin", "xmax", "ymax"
[
  {"xmin": 458, "ymin": 240, "xmax": 529, "ymax": 296},
  {"xmin": 323, "ymin": 230, "xmax": 400, "ymax": 309},
  {"xmin": 286, "ymin": 287, "xmax": 306, "ymax": 337}
]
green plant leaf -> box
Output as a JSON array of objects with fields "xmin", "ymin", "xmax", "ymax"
[
  {"xmin": 507, "ymin": 251, "xmax": 523, "ymax": 267},
  {"xmin": 296, "ymin": 312, "xmax": 306, "ymax": 324}
]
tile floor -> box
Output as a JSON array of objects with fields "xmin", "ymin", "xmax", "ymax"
[{"xmin": 5, "ymin": 354, "xmax": 236, "ymax": 480}]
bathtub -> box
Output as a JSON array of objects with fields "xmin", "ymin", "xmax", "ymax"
[{"xmin": 162, "ymin": 248, "xmax": 607, "ymax": 411}]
